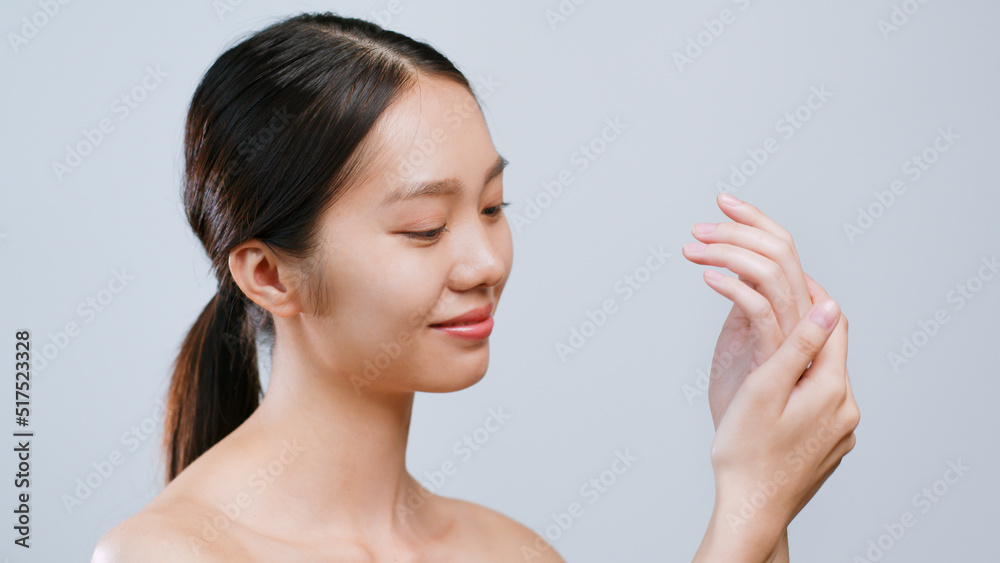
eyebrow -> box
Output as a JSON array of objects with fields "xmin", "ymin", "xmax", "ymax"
[{"xmin": 378, "ymin": 154, "xmax": 509, "ymax": 210}]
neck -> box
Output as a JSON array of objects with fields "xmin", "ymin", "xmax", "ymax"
[{"xmin": 229, "ymin": 330, "xmax": 431, "ymax": 542}]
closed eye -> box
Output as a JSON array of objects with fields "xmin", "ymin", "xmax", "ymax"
[
  {"xmin": 483, "ymin": 201, "xmax": 510, "ymax": 217},
  {"xmin": 402, "ymin": 201, "xmax": 509, "ymax": 243},
  {"xmin": 403, "ymin": 226, "xmax": 448, "ymax": 241}
]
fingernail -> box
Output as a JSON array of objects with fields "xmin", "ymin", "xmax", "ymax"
[
  {"xmin": 809, "ymin": 300, "xmax": 838, "ymax": 329},
  {"xmin": 719, "ymin": 194, "xmax": 741, "ymax": 207},
  {"xmin": 684, "ymin": 242, "xmax": 707, "ymax": 254},
  {"xmin": 705, "ymin": 269, "xmax": 722, "ymax": 281},
  {"xmin": 693, "ymin": 223, "xmax": 716, "ymax": 234}
]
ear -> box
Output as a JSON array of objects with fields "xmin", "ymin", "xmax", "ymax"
[{"xmin": 228, "ymin": 240, "xmax": 303, "ymax": 318}]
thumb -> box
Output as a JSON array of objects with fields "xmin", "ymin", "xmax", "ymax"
[{"xmin": 746, "ymin": 298, "xmax": 841, "ymax": 404}]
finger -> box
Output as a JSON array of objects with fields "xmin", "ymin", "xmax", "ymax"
[
  {"xmin": 683, "ymin": 242, "xmax": 800, "ymax": 334},
  {"xmin": 692, "ymin": 220, "xmax": 811, "ymax": 323},
  {"xmin": 716, "ymin": 194, "xmax": 798, "ymax": 259},
  {"xmin": 803, "ymin": 272, "xmax": 850, "ymax": 364},
  {"xmin": 716, "ymin": 194, "xmax": 813, "ymax": 320},
  {"xmin": 802, "ymin": 296, "xmax": 848, "ymax": 391},
  {"xmin": 701, "ymin": 270, "xmax": 784, "ymax": 359},
  {"xmin": 746, "ymin": 299, "xmax": 841, "ymax": 407},
  {"xmin": 803, "ymin": 273, "xmax": 830, "ymax": 303},
  {"xmin": 786, "ymin": 319, "xmax": 851, "ymax": 420}
]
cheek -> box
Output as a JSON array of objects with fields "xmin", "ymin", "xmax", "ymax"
[{"xmin": 329, "ymin": 248, "xmax": 443, "ymax": 341}]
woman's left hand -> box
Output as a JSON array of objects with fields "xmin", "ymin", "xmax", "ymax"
[{"xmin": 682, "ymin": 194, "xmax": 819, "ymax": 430}]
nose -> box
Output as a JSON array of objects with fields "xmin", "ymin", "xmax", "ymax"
[{"xmin": 446, "ymin": 217, "xmax": 507, "ymax": 292}]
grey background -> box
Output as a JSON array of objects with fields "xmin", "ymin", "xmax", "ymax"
[{"xmin": 2, "ymin": 0, "xmax": 998, "ymax": 561}]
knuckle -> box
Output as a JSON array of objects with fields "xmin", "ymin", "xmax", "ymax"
[
  {"xmin": 774, "ymin": 292, "xmax": 796, "ymax": 316},
  {"xmin": 790, "ymin": 332, "xmax": 821, "ymax": 359},
  {"xmin": 750, "ymin": 297, "xmax": 773, "ymax": 324},
  {"xmin": 764, "ymin": 261, "xmax": 784, "ymax": 284},
  {"xmin": 779, "ymin": 237, "xmax": 795, "ymax": 258},
  {"xmin": 844, "ymin": 432, "xmax": 857, "ymax": 453},
  {"xmin": 845, "ymin": 403, "xmax": 861, "ymax": 432},
  {"xmin": 778, "ymin": 230, "xmax": 794, "ymax": 248}
]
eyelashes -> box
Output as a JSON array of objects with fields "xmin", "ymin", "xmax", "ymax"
[
  {"xmin": 403, "ymin": 201, "xmax": 510, "ymax": 242},
  {"xmin": 404, "ymin": 226, "xmax": 449, "ymax": 241},
  {"xmin": 484, "ymin": 200, "xmax": 511, "ymax": 217}
]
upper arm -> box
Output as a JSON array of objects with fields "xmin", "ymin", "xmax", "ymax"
[
  {"xmin": 465, "ymin": 502, "xmax": 566, "ymax": 563},
  {"xmin": 503, "ymin": 518, "xmax": 566, "ymax": 563}
]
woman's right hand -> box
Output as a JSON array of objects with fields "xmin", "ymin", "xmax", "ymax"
[{"xmin": 696, "ymin": 276, "xmax": 860, "ymax": 561}]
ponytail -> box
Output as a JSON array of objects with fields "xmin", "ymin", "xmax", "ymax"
[{"xmin": 162, "ymin": 276, "xmax": 261, "ymax": 483}]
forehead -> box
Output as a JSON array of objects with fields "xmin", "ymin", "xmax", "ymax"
[{"xmin": 338, "ymin": 77, "xmax": 494, "ymax": 208}]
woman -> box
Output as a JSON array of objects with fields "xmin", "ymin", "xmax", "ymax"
[{"xmin": 92, "ymin": 12, "xmax": 858, "ymax": 562}]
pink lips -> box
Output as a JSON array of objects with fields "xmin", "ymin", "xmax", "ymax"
[{"xmin": 430, "ymin": 303, "xmax": 494, "ymax": 340}]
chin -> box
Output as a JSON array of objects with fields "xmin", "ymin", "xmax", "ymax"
[{"xmin": 418, "ymin": 354, "xmax": 490, "ymax": 393}]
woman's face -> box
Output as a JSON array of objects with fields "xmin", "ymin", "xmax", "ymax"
[{"xmin": 297, "ymin": 77, "xmax": 513, "ymax": 395}]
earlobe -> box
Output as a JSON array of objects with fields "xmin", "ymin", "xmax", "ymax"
[{"xmin": 228, "ymin": 241, "xmax": 303, "ymax": 318}]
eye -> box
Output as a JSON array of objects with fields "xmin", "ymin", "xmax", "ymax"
[
  {"xmin": 401, "ymin": 201, "xmax": 509, "ymax": 243},
  {"xmin": 483, "ymin": 201, "xmax": 510, "ymax": 217},
  {"xmin": 403, "ymin": 226, "xmax": 448, "ymax": 241}
]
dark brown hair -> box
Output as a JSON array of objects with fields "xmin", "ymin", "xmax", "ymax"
[{"xmin": 163, "ymin": 12, "xmax": 478, "ymax": 483}]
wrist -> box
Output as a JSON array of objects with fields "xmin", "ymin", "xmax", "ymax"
[{"xmin": 693, "ymin": 499, "xmax": 787, "ymax": 563}]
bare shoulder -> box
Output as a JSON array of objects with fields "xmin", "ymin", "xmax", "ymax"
[
  {"xmin": 437, "ymin": 495, "xmax": 566, "ymax": 562},
  {"xmin": 91, "ymin": 498, "xmax": 239, "ymax": 562}
]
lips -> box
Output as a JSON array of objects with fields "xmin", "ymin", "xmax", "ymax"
[{"xmin": 430, "ymin": 303, "xmax": 493, "ymax": 327}]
